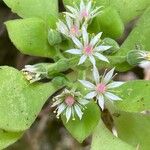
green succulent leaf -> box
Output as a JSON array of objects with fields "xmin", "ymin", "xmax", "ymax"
[
  {"xmin": 115, "ymin": 7, "xmax": 150, "ymax": 71},
  {"xmin": 3, "ymin": 0, "xmax": 58, "ymax": 27},
  {"xmin": 114, "ymin": 80, "xmax": 150, "ymax": 112},
  {"xmin": 91, "ymin": 121, "xmax": 134, "ymax": 150},
  {"xmin": 0, "ymin": 130, "xmax": 23, "ymax": 150},
  {"xmin": 95, "ymin": 0, "xmax": 150, "ymax": 24},
  {"xmin": 112, "ymin": 111, "xmax": 150, "ymax": 150},
  {"xmin": 5, "ymin": 18, "xmax": 56, "ymax": 58},
  {"xmin": 0, "ymin": 66, "xmax": 61, "ymax": 131},
  {"xmin": 62, "ymin": 102, "xmax": 100, "ymax": 143}
]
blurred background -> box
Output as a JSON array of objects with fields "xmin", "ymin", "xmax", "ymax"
[{"xmin": 0, "ymin": 0, "xmax": 148, "ymax": 150}]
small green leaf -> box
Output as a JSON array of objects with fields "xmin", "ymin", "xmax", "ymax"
[
  {"xmin": 0, "ymin": 130, "xmax": 23, "ymax": 150},
  {"xmin": 5, "ymin": 18, "xmax": 56, "ymax": 58},
  {"xmin": 113, "ymin": 111, "xmax": 150, "ymax": 150},
  {"xmin": 114, "ymin": 80, "xmax": 150, "ymax": 112},
  {"xmin": 0, "ymin": 66, "xmax": 61, "ymax": 131},
  {"xmin": 62, "ymin": 102, "xmax": 100, "ymax": 143},
  {"xmin": 91, "ymin": 121, "xmax": 134, "ymax": 150},
  {"xmin": 3, "ymin": 0, "xmax": 58, "ymax": 27}
]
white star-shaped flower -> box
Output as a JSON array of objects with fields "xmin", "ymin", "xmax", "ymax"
[
  {"xmin": 56, "ymin": 15, "xmax": 81, "ymax": 38},
  {"xmin": 66, "ymin": 26, "xmax": 111, "ymax": 66},
  {"xmin": 22, "ymin": 65, "xmax": 47, "ymax": 83},
  {"xmin": 51, "ymin": 89, "xmax": 89, "ymax": 122},
  {"xmin": 65, "ymin": 0, "xmax": 103, "ymax": 23},
  {"xmin": 79, "ymin": 67, "xmax": 124, "ymax": 110}
]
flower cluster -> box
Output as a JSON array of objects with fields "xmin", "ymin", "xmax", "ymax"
[{"xmin": 52, "ymin": 0, "xmax": 125, "ymax": 122}]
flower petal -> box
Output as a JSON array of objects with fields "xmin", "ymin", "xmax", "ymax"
[
  {"xmin": 66, "ymin": 107, "xmax": 72, "ymax": 122},
  {"xmin": 85, "ymin": 91, "xmax": 97, "ymax": 99},
  {"xmin": 66, "ymin": 5, "xmax": 78, "ymax": 14},
  {"xmin": 79, "ymin": 80, "xmax": 95, "ymax": 89},
  {"xmin": 90, "ymin": 32, "xmax": 102, "ymax": 46},
  {"xmin": 66, "ymin": 15, "xmax": 73, "ymax": 29},
  {"xmin": 94, "ymin": 52, "xmax": 109, "ymax": 63},
  {"xmin": 89, "ymin": 55, "xmax": 96, "ymax": 66},
  {"xmin": 103, "ymin": 68, "xmax": 115, "ymax": 84},
  {"xmin": 79, "ymin": 99, "xmax": 89, "ymax": 105},
  {"xmin": 82, "ymin": 26, "xmax": 89, "ymax": 46},
  {"xmin": 107, "ymin": 82, "xmax": 125, "ymax": 89},
  {"xmin": 95, "ymin": 46, "xmax": 112, "ymax": 52},
  {"xmin": 63, "ymin": 12, "xmax": 76, "ymax": 18},
  {"xmin": 93, "ymin": 66, "xmax": 99, "ymax": 84},
  {"xmin": 57, "ymin": 20, "xmax": 69, "ymax": 36},
  {"xmin": 86, "ymin": 0, "xmax": 92, "ymax": 13},
  {"xmin": 105, "ymin": 92, "xmax": 122, "ymax": 101},
  {"xmin": 74, "ymin": 104, "xmax": 83, "ymax": 120},
  {"xmin": 78, "ymin": 55, "xmax": 87, "ymax": 65},
  {"xmin": 97, "ymin": 95, "xmax": 105, "ymax": 110},
  {"xmin": 71, "ymin": 36, "xmax": 83, "ymax": 49},
  {"xmin": 51, "ymin": 99, "xmax": 63, "ymax": 107},
  {"xmin": 80, "ymin": 0, "xmax": 85, "ymax": 11},
  {"xmin": 66, "ymin": 49, "xmax": 82, "ymax": 55},
  {"xmin": 56, "ymin": 103, "xmax": 66, "ymax": 116}
]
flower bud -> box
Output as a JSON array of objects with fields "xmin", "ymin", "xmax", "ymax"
[
  {"xmin": 48, "ymin": 29, "xmax": 62, "ymax": 46},
  {"xmin": 103, "ymin": 38, "xmax": 120, "ymax": 54}
]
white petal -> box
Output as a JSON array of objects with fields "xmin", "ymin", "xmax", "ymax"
[
  {"xmin": 51, "ymin": 99, "xmax": 63, "ymax": 107},
  {"xmin": 80, "ymin": 0, "xmax": 85, "ymax": 11},
  {"xmin": 85, "ymin": 91, "xmax": 97, "ymax": 99},
  {"xmin": 57, "ymin": 103, "xmax": 66, "ymax": 116},
  {"xmin": 107, "ymin": 82, "xmax": 125, "ymax": 89},
  {"xmin": 79, "ymin": 80, "xmax": 95, "ymax": 89},
  {"xmin": 95, "ymin": 46, "xmax": 112, "ymax": 52},
  {"xmin": 90, "ymin": 32, "xmax": 102, "ymax": 46},
  {"xmin": 63, "ymin": 12, "xmax": 76, "ymax": 18},
  {"xmin": 79, "ymin": 99, "xmax": 89, "ymax": 105},
  {"xmin": 89, "ymin": 55, "xmax": 96, "ymax": 66},
  {"xmin": 74, "ymin": 104, "xmax": 83, "ymax": 120},
  {"xmin": 78, "ymin": 55, "xmax": 87, "ymax": 65},
  {"xmin": 91, "ymin": 6, "xmax": 103, "ymax": 15},
  {"xmin": 97, "ymin": 95, "xmax": 105, "ymax": 110},
  {"xmin": 103, "ymin": 68, "xmax": 115, "ymax": 84},
  {"xmin": 94, "ymin": 52, "xmax": 109, "ymax": 63},
  {"xmin": 57, "ymin": 20, "xmax": 68, "ymax": 36},
  {"xmin": 93, "ymin": 66, "xmax": 99, "ymax": 84},
  {"xmin": 66, "ymin": 5, "xmax": 78, "ymax": 14},
  {"xmin": 71, "ymin": 36, "xmax": 83, "ymax": 49},
  {"xmin": 66, "ymin": 107, "xmax": 72, "ymax": 122},
  {"xmin": 66, "ymin": 15, "xmax": 73, "ymax": 29},
  {"xmin": 82, "ymin": 26, "xmax": 89, "ymax": 45},
  {"xmin": 105, "ymin": 92, "xmax": 122, "ymax": 101},
  {"xmin": 139, "ymin": 60, "xmax": 150, "ymax": 69},
  {"xmin": 66, "ymin": 49, "xmax": 82, "ymax": 55},
  {"xmin": 86, "ymin": 1, "xmax": 92, "ymax": 13}
]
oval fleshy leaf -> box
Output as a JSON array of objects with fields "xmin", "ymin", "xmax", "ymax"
[
  {"xmin": 0, "ymin": 66, "xmax": 61, "ymax": 131},
  {"xmin": 5, "ymin": 18, "xmax": 56, "ymax": 58},
  {"xmin": 112, "ymin": 111, "xmax": 150, "ymax": 150},
  {"xmin": 114, "ymin": 80, "xmax": 150, "ymax": 112},
  {"xmin": 3, "ymin": 0, "xmax": 58, "ymax": 27},
  {"xmin": 91, "ymin": 121, "xmax": 134, "ymax": 150},
  {"xmin": 0, "ymin": 130, "xmax": 23, "ymax": 150},
  {"xmin": 62, "ymin": 102, "xmax": 100, "ymax": 143}
]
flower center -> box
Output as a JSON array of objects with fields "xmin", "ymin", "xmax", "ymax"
[
  {"xmin": 65, "ymin": 96, "xmax": 75, "ymax": 107},
  {"xmin": 81, "ymin": 9, "xmax": 89, "ymax": 18},
  {"xmin": 70, "ymin": 25, "xmax": 79, "ymax": 35},
  {"xmin": 84, "ymin": 45, "xmax": 93, "ymax": 55},
  {"xmin": 96, "ymin": 83, "xmax": 107, "ymax": 94},
  {"xmin": 146, "ymin": 53, "xmax": 150, "ymax": 61}
]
